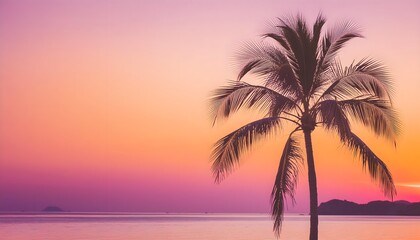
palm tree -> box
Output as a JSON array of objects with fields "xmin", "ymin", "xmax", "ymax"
[{"xmin": 210, "ymin": 14, "xmax": 399, "ymax": 240}]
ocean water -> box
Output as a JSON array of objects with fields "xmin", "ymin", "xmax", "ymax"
[{"xmin": 0, "ymin": 213, "xmax": 419, "ymax": 240}]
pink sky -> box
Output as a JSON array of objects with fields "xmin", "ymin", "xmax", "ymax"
[{"xmin": 0, "ymin": 0, "xmax": 419, "ymax": 213}]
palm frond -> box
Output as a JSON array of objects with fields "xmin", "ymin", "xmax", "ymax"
[
  {"xmin": 276, "ymin": 14, "xmax": 318, "ymax": 98},
  {"xmin": 338, "ymin": 97, "xmax": 400, "ymax": 140},
  {"xmin": 236, "ymin": 41, "xmax": 288, "ymax": 80},
  {"xmin": 210, "ymin": 81, "xmax": 296, "ymax": 124},
  {"xmin": 264, "ymin": 70, "xmax": 302, "ymax": 100},
  {"xmin": 317, "ymin": 96, "xmax": 399, "ymax": 142},
  {"xmin": 311, "ymin": 13, "xmax": 326, "ymax": 50},
  {"xmin": 344, "ymin": 132, "xmax": 396, "ymax": 198},
  {"xmin": 317, "ymin": 58, "xmax": 393, "ymax": 101},
  {"xmin": 211, "ymin": 117, "xmax": 282, "ymax": 183},
  {"xmin": 353, "ymin": 58, "xmax": 394, "ymax": 98},
  {"xmin": 307, "ymin": 14, "xmax": 328, "ymax": 99},
  {"xmin": 272, "ymin": 135, "xmax": 303, "ymax": 236},
  {"xmin": 317, "ymin": 20, "xmax": 363, "ymax": 74},
  {"xmin": 236, "ymin": 41, "xmax": 303, "ymax": 99},
  {"xmin": 275, "ymin": 16, "xmax": 306, "ymax": 92},
  {"xmin": 262, "ymin": 33, "xmax": 290, "ymax": 51},
  {"xmin": 317, "ymin": 102, "xmax": 396, "ymax": 198},
  {"xmin": 272, "ymin": 14, "xmax": 330, "ymax": 101},
  {"xmin": 316, "ymin": 99, "xmax": 351, "ymax": 141}
]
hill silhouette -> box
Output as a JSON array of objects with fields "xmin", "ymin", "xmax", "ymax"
[{"xmin": 318, "ymin": 199, "xmax": 420, "ymax": 215}]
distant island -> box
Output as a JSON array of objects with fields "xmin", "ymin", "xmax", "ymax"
[
  {"xmin": 318, "ymin": 199, "xmax": 420, "ymax": 216},
  {"xmin": 42, "ymin": 206, "xmax": 64, "ymax": 212}
]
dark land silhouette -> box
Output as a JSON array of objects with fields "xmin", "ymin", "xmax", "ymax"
[{"xmin": 319, "ymin": 199, "xmax": 420, "ymax": 215}]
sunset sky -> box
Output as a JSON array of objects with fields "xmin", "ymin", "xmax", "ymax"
[{"xmin": 0, "ymin": 0, "xmax": 419, "ymax": 213}]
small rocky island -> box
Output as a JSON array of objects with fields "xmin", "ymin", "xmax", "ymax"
[
  {"xmin": 42, "ymin": 206, "xmax": 64, "ymax": 212},
  {"xmin": 318, "ymin": 199, "xmax": 420, "ymax": 215}
]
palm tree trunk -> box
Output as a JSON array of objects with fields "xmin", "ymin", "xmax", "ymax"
[{"xmin": 304, "ymin": 130, "xmax": 318, "ymax": 240}]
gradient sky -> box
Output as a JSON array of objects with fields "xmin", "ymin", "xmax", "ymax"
[{"xmin": 0, "ymin": 0, "xmax": 419, "ymax": 213}]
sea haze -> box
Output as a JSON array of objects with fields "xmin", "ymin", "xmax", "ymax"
[{"xmin": 1, "ymin": 213, "xmax": 419, "ymax": 240}]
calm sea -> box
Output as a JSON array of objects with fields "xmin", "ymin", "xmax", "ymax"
[{"xmin": 0, "ymin": 213, "xmax": 419, "ymax": 240}]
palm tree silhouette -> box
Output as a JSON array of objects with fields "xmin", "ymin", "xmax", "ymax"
[{"xmin": 210, "ymin": 14, "xmax": 399, "ymax": 240}]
